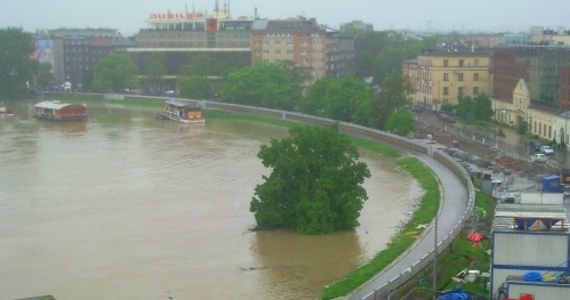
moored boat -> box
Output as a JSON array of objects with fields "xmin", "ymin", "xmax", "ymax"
[
  {"xmin": 0, "ymin": 106, "xmax": 14, "ymax": 116},
  {"xmin": 34, "ymin": 100, "xmax": 87, "ymax": 121},
  {"xmin": 156, "ymin": 99, "xmax": 205, "ymax": 124}
]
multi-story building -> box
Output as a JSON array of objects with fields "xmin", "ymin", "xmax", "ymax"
[
  {"xmin": 402, "ymin": 59, "xmax": 419, "ymax": 100},
  {"xmin": 325, "ymin": 30, "xmax": 355, "ymax": 79},
  {"xmin": 250, "ymin": 17, "xmax": 355, "ymax": 85},
  {"xmin": 130, "ymin": 6, "xmax": 252, "ymax": 80},
  {"xmin": 36, "ymin": 28, "xmax": 136, "ymax": 90},
  {"xmin": 415, "ymin": 47, "xmax": 492, "ymax": 110},
  {"xmin": 339, "ymin": 20, "xmax": 373, "ymax": 33},
  {"xmin": 250, "ymin": 18, "xmax": 328, "ymax": 84},
  {"xmin": 493, "ymin": 46, "xmax": 570, "ymax": 111}
]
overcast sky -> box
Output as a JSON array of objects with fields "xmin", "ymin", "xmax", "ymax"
[{"xmin": 1, "ymin": 0, "xmax": 569, "ymax": 36}]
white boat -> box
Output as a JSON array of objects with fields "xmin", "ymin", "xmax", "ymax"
[
  {"xmin": 156, "ymin": 99, "xmax": 205, "ymax": 124},
  {"xmin": 0, "ymin": 106, "xmax": 14, "ymax": 116}
]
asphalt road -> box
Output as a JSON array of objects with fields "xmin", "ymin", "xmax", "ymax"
[{"xmin": 349, "ymin": 141, "xmax": 470, "ymax": 300}]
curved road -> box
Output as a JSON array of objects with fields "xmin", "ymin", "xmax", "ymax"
[{"xmin": 349, "ymin": 142, "xmax": 470, "ymax": 299}]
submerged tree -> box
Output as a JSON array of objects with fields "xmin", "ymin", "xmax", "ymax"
[{"xmin": 250, "ymin": 124, "xmax": 371, "ymax": 235}]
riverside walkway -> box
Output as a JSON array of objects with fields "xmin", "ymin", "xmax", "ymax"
[{"xmin": 349, "ymin": 142, "xmax": 470, "ymax": 299}]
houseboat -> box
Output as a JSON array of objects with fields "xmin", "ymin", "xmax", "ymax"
[
  {"xmin": 155, "ymin": 99, "xmax": 205, "ymax": 124},
  {"xmin": 0, "ymin": 106, "xmax": 14, "ymax": 116},
  {"xmin": 34, "ymin": 101, "xmax": 87, "ymax": 121}
]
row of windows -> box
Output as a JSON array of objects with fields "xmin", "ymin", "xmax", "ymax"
[
  {"xmin": 441, "ymin": 86, "xmax": 479, "ymax": 95},
  {"xmin": 442, "ymin": 72, "xmax": 480, "ymax": 81},
  {"xmin": 419, "ymin": 57, "xmax": 482, "ymax": 67}
]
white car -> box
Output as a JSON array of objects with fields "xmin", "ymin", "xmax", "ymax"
[
  {"xmin": 530, "ymin": 153, "xmax": 547, "ymax": 163},
  {"xmin": 539, "ymin": 145, "xmax": 555, "ymax": 155}
]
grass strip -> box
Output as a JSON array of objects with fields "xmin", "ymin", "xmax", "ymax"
[{"xmin": 321, "ymin": 157, "xmax": 440, "ymax": 300}]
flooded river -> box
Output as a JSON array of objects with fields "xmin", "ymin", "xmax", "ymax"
[{"xmin": 0, "ymin": 100, "xmax": 422, "ymax": 300}]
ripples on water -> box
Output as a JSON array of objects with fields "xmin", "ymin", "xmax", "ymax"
[{"xmin": 0, "ymin": 102, "xmax": 422, "ymax": 300}]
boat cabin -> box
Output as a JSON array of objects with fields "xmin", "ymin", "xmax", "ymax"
[
  {"xmin": 34, "ymin": 101, "xmax": 87, "ymax": 121},
  {"xmin": 161, "ymin": 99, "xmax": 204, "ymax": 123}
]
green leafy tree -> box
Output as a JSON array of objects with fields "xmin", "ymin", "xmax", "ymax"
[
  {"xmin": 301, "ymin": 77, "xmax": 371, "ymax": 122},
  {"xmin": 91, "ymin": 52, "xmax": 137, "ymax": 92},
  {"xmin": 472, "ymin": 92, "xmax": 494, "ymax": 121},
  {"xmin": 30, "ymin": 61, "xmax": 54, "ymax": 91},
  {"xmin": 385, "ymin": 107, "xmax": 416, "ymax": 136},
  {"xmin": 517, "ymin": 120, "xmax": 529, "ymax": 136},
  {"xmin": 367, "ymin": 74, "xmax": 412, "ymax": 130},
  {"xmin": 354, "ymin": 31, "xmax": 439, "ymax": 84},
  {"xmin": 142, "ymin": 54, "xmax": 166, "ymax": 93},
  {"xmin": 179, "ymin": 76, "xmax": 213, "ymax": 99},
  {"xmin": 456, "ymin": 95, "xmax": 473, "ymax": 122},
  {"xmin": 221, "ymin": 63, "xmax": 301, "ymax": 110},
  {"xmin": 179, "ymin": 54, "xmax": 225, "ymax": 77},
  {"xmin": 299, "ymin": 78, "xmax": 329, "ymax": 116},
  {"xmin": 0, "ymin": 28, "xmax": 35, "ymax": 98},
  {"xmin": 250, "ymin": 124, "xmax": 371, "ymax": 235}
]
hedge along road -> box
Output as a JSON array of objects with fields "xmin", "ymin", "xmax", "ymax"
[{"xmin": 46, "ymin": 93, "xmax": 473, "ymax": 299}]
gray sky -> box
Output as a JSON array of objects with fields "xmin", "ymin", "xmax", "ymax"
[{"xmin": 1, "ymin": 0, "xmax": 569, "ymax": 36}]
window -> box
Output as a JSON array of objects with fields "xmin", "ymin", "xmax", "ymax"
[
  {"xmin": 474, "ymin": 59, "xmax": 479, "ymax": 66},
  {"xmin": 473, "ymin": 87, "xmax": 479, "ymax": 95},
  {"xmin": 443, "ymin": 73, "xmax": 449, "ymax": 81},
  {"xmin": 458, "ymin": 73, "xmax": 464, "ymax": 81},
  {"xmin": 443, "ymin": 87, "xmax": 449, "ymax": 95},
  {"xmin": 443, "ymin": 59, "xmax": 448, "ymax": 67},
  {"xmin": 474, "ymin": 73, "xmax": 479, "ymax": 81},
  {"xmin": 459, "ymin": 59, "xmax": 464, "ymax": 67},
  {"xmin": 458, "ymin": 87, "xmax": 464, "ymax": 95}
]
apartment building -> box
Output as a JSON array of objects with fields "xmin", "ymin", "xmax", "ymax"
[
  {"xmin": 415, "ymin": 47, "xmax": 492, "ymax": 111},
  {"xmin": 34, "ymin": 28, "xmax": 135, "ymax": 89},
  {"xmin": 250, "ymin": 18, "xmax": 328, "ymax": 84}
]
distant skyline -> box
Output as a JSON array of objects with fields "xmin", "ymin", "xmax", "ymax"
[{"xmin": 1, "ymin": 0, "xmax": 569, "ymax": 36}]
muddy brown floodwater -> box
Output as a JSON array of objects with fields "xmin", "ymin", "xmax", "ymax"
[{"xmin": 0, "ymin": 101, "xmax": 422, "ymax": 300}]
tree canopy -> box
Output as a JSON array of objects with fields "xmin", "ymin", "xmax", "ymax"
[
  {"xmin": 366, "ymin": 74, "xmax": 413, "ymax": 130},
  {"xmin": 91, "ymin": 52, "xmax": 137, "ymax": 93},
  {"xmin": 250, "ymin": 124, "xmax": 371, "ymax": 235},
  {"xmin": 454, "ymin": 93, "xmax": 494, "ymax": 123},
  {"xmin": 0, "ymin": 28, "xmax": 35, "ymax": 98},
  {"xmin": 385, "ymin": 107, "xmax": 416, "ymax": 136},
  {"xmin": 221, "ymin": 62, "xmax": 301, "ymax": 110},
  {"xmin": 354, "ymin": 31, "xmax": 439, "ymax": 84},
  {"xmin": 300, "ymin": 77, "xmax": 372, "ymax": 122}
]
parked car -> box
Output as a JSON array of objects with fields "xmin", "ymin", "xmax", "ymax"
[
  {"xmin": 529, "ymin": 139, "xmax": 542, "ymax": 153},
  {"xmin": 539, "ymin": 145, "xmax": 555, "ymax": 155},
  {"xmin": 530, "ymin": 153, "xmax": 547, "ymax": 163}
]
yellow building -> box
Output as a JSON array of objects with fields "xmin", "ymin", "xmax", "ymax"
[
  {"xmin": 492, "ymin": 78, "xmax": 570, "ymax": 145},
  {"xmin": 416, "ymin": 48, "xmax": 492, "ymax": 111}
]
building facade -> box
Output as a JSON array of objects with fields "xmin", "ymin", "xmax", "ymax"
[
  {"xmin": 493, "ymin": 46, "xmax": 570, "ymax": 111},
  {"xmin": 250, "ymin": 18, "xmax": 328, "ymax": 83},
  {"xmin": 415, "ymin": 47, "xmax": 492, "ymax": 110},
  {"xmin": 36, "ymin": 28, "xmax": 136, "ymax": 90}
]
